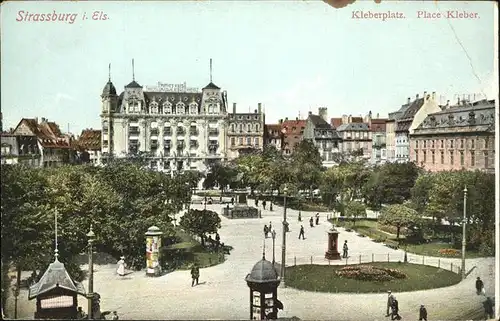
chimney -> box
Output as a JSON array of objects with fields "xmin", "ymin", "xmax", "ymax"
[
  {"xmin": 376, "ymin": 113, "xmax": 379, "ymax": 119},
  {"xmin": 318, "ymin": 107, "xmax": 328, "ymax": 122},
  {"xmin": 432, "ymin": 91, "xmax": 436, "ymax": 100},
  {"xmin": 308, "ymin": 111, "xmax": 312, "ymax": 116},
  {"xmin": 258, "ymin": 103, "xmax": 262, "ymax": 114},
  {"xmin": 296, "ymin": 117, "xmax": 298, "ymax": 121},
  {"xmin": 285, "ymin": 117, "xmax": 289, "ymax": 121},
  {"xmin": 416, "ymin": 94, "xmax": 419, "ymax": 99},
  {"xmin": 254, "ymin": 109, "xmax": 257, "ymax": 114},
  {"xmin": 407, "ymin": 97, "xmax": 410, "ymax": 104},
  {"xmin": 35, "ymin": 117, "xmax": 39, "ymax": 124},
  {"xmin": 424, "ymin": 91, "xmax": 427, "ymax": 99},
  {"xmin": 279, "ymin": 119, "xmax": 283, "ymax": 124},
  {"xmin": 348, "ymin": 115, "xmax": 352, "ymax": 123},
  {"xmin": 232, "ymin": 103, "xmax": 236, "ymax": 114}
]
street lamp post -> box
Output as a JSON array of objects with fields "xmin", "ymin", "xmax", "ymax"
[
  {"xmin": 87, "ymin": 225, "xmax": 95, "ymax": 320},
  {"xmin": 271, "ymin": 229, "xmax": 276, "ymax": 264},
  {"xmin": 461, "ymin": 186, "xmax": 467, "ymax": 280},
  {"xmin": 280, "ymin": 187, "xmax": 288, "ymax": 288}
]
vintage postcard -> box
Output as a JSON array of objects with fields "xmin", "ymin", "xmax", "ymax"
[{"xmin": 0, "ymin": 0, "xmax": 498, "ymax": 320}]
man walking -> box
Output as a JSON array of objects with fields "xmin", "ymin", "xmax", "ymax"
[
  {"xmin": 263, "ymin": 200, "xmax": 267, "ymax": 210},
  {"xmin": 298, "ymin": 225, "xmax": 305, "ymax": 240},
  {"xmin": 315, "ymin": 213, "xmax": 320, "ymax": 225},
  {"xmin": 342, "ymin": 240, "xmax": 349, "ymax": 258},
  {"xmin": 390, "ymin": 297, "xmax": 401, "ymax": 320},
  {"xmin": 476, "ymin": 277, "xmax": 484, "ymax": 295},
  {"xmin": 264, "ymin": 225, "xmax": 269, "ymax": 238},
  {"xmin": 191, "ymin": 263, "xmax": 200, "ymax": 287},
  {"xmin": 309, "ymin": 217, "xmax": 314, "ymax": 227},
  {"xmin": 483, "ymin": 297, "xmax": 494, "ymax": 319},
  {"xmin": 418, "ymin": 304, "xmax": 427, "ymax": 321},
  {"xmin": 386, "ymin": 290, "xmax": 395, "ymax": 317}
]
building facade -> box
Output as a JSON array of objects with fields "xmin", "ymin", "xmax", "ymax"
[
  {"xmin": 12, "ymin": 118, "xmax": 72, "ymax": 167},
  {"xmin": 74, "ymin": 129, "xmax": 102, "ymax": 165},
  {"xmin": 336, "ymin": 122, "xmax": 372, "ymax": 160},
  {"xmin": 386, "ymin": 100, "xmax": 411, "ymax": 163},
  {"xmin": 100, "ymin": 75, "xmax": 228, "ymax": 174},
  {"xmin": 370, "ymin": 118, "xmax": 388, "ymax": 165},
  {"xmin": 263, "ymin": 124, "xmax": 283, "ymax": 151},
  {"xmin": 410, "ymin": 99, "xmax": 495, "ymax": 173},
  {"xmin": 281, "ymin": 118, "xmax": 306, "ymax": 156},
  {"xmin": 303, "ymin": 108, "xmax": 341, "ymax": 167},
  {"xmin": 226, "ymin": 103, "xmax": 265, "ymax": 160},
  {"xmin": 394, "ymin": 92, "xmax": 441, "ymax": 163}
]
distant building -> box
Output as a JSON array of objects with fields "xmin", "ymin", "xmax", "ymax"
[
  {"xmin": 303, "ymin": 108, "xmax": 342, "ymax": 167},
  {"xmin": 74, "ymin": 129, "xmax": 102, "ymax": 164},
  {"xmin": 12, "ymin": 118, "xmax": 73, "ymax": 167},
  {"xmin": 280, "ymin": 118, "xmax": 306, "ymax": 156},
  {"xmin": 227, "ymin": 103, "xmax": 265, "ymax": 160},
  {"xmin": 386, "ymin": 101, "xmax": 411, "ymax": 163},
  {"xmin": 370, "ymin": 118, "xmax": 388, "ymax": 165},
  {"xmin": 336, "ymin": 122, "xmax": 372, "ymax": 160},
  {"xmin": 394, "ymin": 91, "xmax": 441, "ymax": 163},
  {"xmin": 410, "ymin": 99, "xmax": 495, "ymax": 173},
  {"xmin": 263, "ymin": 124, "xmax": 283, "ymax": 151}
]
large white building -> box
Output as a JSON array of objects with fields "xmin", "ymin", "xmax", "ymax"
[{"xmin": 100, "ymin": 71, "xmax": 229, "ymax": 174}]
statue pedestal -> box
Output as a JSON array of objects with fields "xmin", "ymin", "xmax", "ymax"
[{"xmin": 325, "ymin": 228, "xmax": 341, "ymax": 260}]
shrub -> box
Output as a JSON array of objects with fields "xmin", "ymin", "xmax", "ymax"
[
  {"xmin": 478, "ymin": 243, "xmax": 494, "ymax": 256},
  {"xmin": 438, "ymin": 248, "xmax": 461, "ymax": 257},
  {"xmin": 336, "ymin": 265, "xmax": 407, "ymax": 282}
]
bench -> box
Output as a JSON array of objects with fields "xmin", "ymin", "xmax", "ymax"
[{"xmin": 384, "ymin": 240, "xmax": 400, "ymax": 250}]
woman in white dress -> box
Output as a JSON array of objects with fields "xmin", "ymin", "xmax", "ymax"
[{"xmin": 116, "ymin": 256, "xmax": 126, "ymax": 276}]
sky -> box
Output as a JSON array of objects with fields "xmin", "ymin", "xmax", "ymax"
[{"xmin": 1, "ymin": 0, "xmax": 497, "ymax": 134}]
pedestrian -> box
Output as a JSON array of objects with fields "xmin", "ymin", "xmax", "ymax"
[
  {"xmin": 215, "ymin": 233, "xmax": 220, "ymax": 246},
  {"xmin": 264, "ymin": 225, "xmax": 269, "ymax": 238},
  {"xmin": 190, "ymin": 263, "xmax": 200, "ymax": 286},
  {"xmin": 298, "ymin": 211, "xmax": 302, "ymax": 222},
  {"xmin": 298, "ymin": 225, "xmax": 305, "ymax": 240},
  {"xmin": 263, "ymin": 200, "xmax": 267, "ymax": 210},
  {"xmin": 231, "ymin": 197, "xmax": 234, "ymax": 205},
  {"xmin": 386, "ymin": 290, "xmax": 395, "ymax": 317},
  {"xmin": 483, "ymin": 296, "xmax": 494, "ymax": 319},
  {"xmin": 390, "ymin": 297, "xmax": 401, "ymax": 320},
  {"xmin": 418, "ymin": 304, "xmax": 427, "ymax": 321},
  {"xmin": 76, "ymin": 307, "xmax": 85, "ymax": 319},
  {"xmin": 309, "ymin": 217, "xmax": 314, "ymax": 227},
  {"xmin": 255, "ymin": 198, "xmax": 259, "ymax": 206},
  {"xmin": 111, "ymin": 311, "xmax": 119, "ymax": 320},
  {"xmin": 269, "ymin": 221, "xmax": 272, "ymax": 231},
  {"xmin": 476, "ymin": 277, "xmax": 484, "ymax": 295},
  {"xmin": 116, "ymin": 256, "xmax": 126, "ymax": 276},
  {"xmin": 315, "ymin": 213, "xmax": 320, "ymax": 225},
  {"xmin": 342, "ymin": 240, "xmax": 348, "ymax": 258},
  {"xmin": 269, "ymin": 202, "xmax": 273, "ymax": 211}
]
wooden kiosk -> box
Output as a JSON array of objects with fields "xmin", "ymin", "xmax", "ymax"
[{"xmin": 28, "ymin": 252, "xmax": 87, "ymax": 319}]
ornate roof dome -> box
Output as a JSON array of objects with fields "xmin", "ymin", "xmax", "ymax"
[
  {"xmin": 245, "ymin": 258, "xmax": 279, "ymax": 284},
  {"xmin": 102, "ymin": 81, "xmax": 117, "ymax": 96}
]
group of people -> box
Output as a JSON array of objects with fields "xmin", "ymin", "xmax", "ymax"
[
  {"xmin": 386, "ymin": 291, "xmax": 403, "ymax": 320},
  {"xmin": 297, "ymin": 213, "xmax": 321, "ymax": 240},
  {"xmin": 476, "ymin": 277, "xmax": 495, "ymax": 319}
]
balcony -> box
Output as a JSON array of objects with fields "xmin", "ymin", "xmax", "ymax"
[
  {"xmin": 129, "ymin": 127, "xmax": 140, "ymax": 135},
  {"xmin": 208, "ymin": 128, "xmax": 219, "ymax": 135},
  {"xmin": 164, "ymin": 128, "xmax": 172, "ymax": 136},
  {"xmin": 176, "ymin": 128, "xmax": 186, "ymax": 136},
  {"xmin": 150, "ymin": 128, "xmax": 159, "ymax": 135}
]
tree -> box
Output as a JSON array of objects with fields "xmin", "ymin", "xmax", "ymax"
[
  {"xmin": 378, "ymin": 204, "xmax": 420, "ymax": 239},
  {"xmin": 344, "ymin": 201, "xmax": 367, "ymax": 225},
  {"xmin": 290, "ymin": 140, "xmax": 323, "ymax": 198},
  {"xmin": 331, "ymin": 162, "xmax": 370, "ymax": 215},
  {"xmin": 319, "ymin": 167, "xmax": 341, "ymax": 209},
  {"xmin": 410, "ymin": 173, "xmax": 434, "ymax": 214},
  {"xmin": 203, "ymin": 161, "xmax": 238, "ymax": 199},
  {"xmin": 179, "ymin": 209, "xmax": 221, "ymax": 246}
]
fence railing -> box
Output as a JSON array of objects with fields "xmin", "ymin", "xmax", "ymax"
[{"xmin": 286, "ymin": 253, "xmax": 462, "ymax": 275}]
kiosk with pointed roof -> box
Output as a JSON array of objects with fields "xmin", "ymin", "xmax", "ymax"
[
  {"xmin": 245, "ymin": 243, "xmax": 283, "ymax": 320},
  {"xmin": 28, "ymin": 211, "xmax": 87, "ymax": 319}
]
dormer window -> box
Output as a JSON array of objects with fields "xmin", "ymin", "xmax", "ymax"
[
  {"xmin": 163, "ymin": 102, "xmax": 172, "ymax": 114},
  {"xmin": 189, "ymin": 102, "xmax": 198, "ymax": 114},
  {"xmin": 176, "ymin": 102, "xmax": 185, "ymax": 114},
  {"xmin": 129, "ymin": 99, "xmax": 140, "ymax": 113},
  {"xmin": 150, "ymin": 102, "xmax": 159, "ymax": 114}
]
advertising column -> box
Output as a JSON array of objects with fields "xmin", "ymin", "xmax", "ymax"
[{"xmin": 145, "ymin": 226, "xmax": 163, "ymax": 277}]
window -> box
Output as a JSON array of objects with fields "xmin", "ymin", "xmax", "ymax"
[
  {"xmin": 415, "ymin": 151, "xmax": 419, "ymax": 163},
  {"xmin": 254, "ymin": 137, "xmax": 259, "ymax": 147},
  {"xmin": 460, "ymin": 151, "xmax": 464, "ymax": 165},
  {"xmin": 255, "ymin": 124, "xmax": 259, "ymax": 132},
  {"xmin": 239, "ymin": 124, "xmax": 243, "ymax": 132},
  {"xmin": 440, "ymin": 140, "xmax": 444, "ymax": 148},
  {"xmin": 190, "ymin": 103, "xmax": 198, "ymax": 114},
  {"xmin": 460, "ymin": 139, "xmax": 464, "ymax": 149},
  {"xmin": 471, "ymin": 139, "xmax": 475, "ymax": 149},
  {"xmin": 164, "ymin": 102, "xmax": 172, "ymax": 114},
  {"xmin": 470, "ymin": 151, "xmax": 475, "ymax": 166},
  {"xmin": 176, "ymin": 103, "xmax": 185, "ymax": 114},
  {"xmin": 431, "ymin": 151, "xmax": 435, "ymax": 164},
  {"xmin": 231, "ymin": 137, "xmax": 235, "ymax": 146},
  {"xmin": 150, "ymin": 102, "xmax": 158, "ymax": 114},
  {"xmin": 247, "ymin": 124, "xmax": 252, "ymax": 132},
  {"xmin": 239, "ymin": 137, "xmax": 243, "ymax": 145},
  {"xmin": 440, "ymin": 151, "xmax": 444, "ymax": 164},
  {"xmin": 450, "ymin": 151, "xmax": 454, "ymax": 165},
  {"xmin": 484, "ymin": 151, "xmax": 489, "ymax": 168},
  {"xmin": 231, "ymin": 124, "xmax": 235, "ymax": 132},
  {"xmin": 423, "ymin": 151, "xmax": 427, "ymax": 162},
  {"xmin": 450, "ymin": 140, "xmax": 454, "ymax": 148},
  {"xmin": 424, "ymin": 140, "xmax": 427, "ymax": 148},
  {"xmin": 431, "ymin": 140, "xmax": 435, "ymax": 148},
  {"xmin": 246, "ymin": 137, "xmax": 251, "ymax": 145},
  {"xmin": 415, "ymin": 141, "xmax": 419, "ymax": 148}
]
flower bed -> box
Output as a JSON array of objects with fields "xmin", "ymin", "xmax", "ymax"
[
  {"xmin": 336, "ymin": 265, "xmax": 407, "ymax": 282},
  {"xmin": 438, "ymin": 248, "xmax": 461, "ymax": 256}
]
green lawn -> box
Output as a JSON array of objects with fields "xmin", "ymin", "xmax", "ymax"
[
  {"xmin": 286, "ymin": 262, "xmax": 461, "ymax": 293},
  {"xmin": 163, "ymin": 229, "xmax": 226, "ymax": 270},
  {"xmin": 333, "ymin": 219, "xmax": 483, "ymax": 258}
]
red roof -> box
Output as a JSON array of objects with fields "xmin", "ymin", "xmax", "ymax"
[
  {"xmin": 370, "ymin": 118, "xmax": 388, "ymax": 132},
  {"xmin": 281, "ymin": 119, "xmax": 306, "ymax": 135},
  {"xmin": 330, "ymin": 118, "xmax": 342, "ymax": 129},
  {"xmin": 75, "ymin": 129, "xmax": 101, "ymax": 151},
  {"xmin": 13, "ymin": 118, "xmax": 71, "ymax": 148}
]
